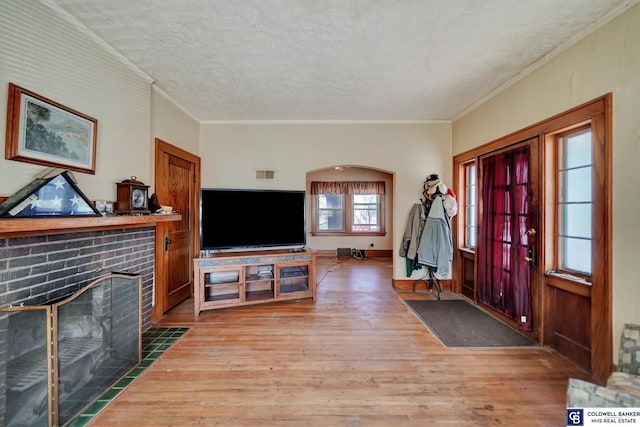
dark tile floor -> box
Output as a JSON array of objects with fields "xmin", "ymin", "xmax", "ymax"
[{"xmin": 67, "ymin": 327, "xmax": 189, "ymax": 427}]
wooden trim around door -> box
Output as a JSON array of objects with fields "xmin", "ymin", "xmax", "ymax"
[
  {"xmin": 152, "ymin": 139, "xmax": 201, "ymax": 321},
  {"xmin": 453, "ymin": 94, "xmax": 613, "ymax": 383}
]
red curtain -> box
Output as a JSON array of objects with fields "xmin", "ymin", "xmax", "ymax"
[{"xmin": 477, "ymin": 146, "xmax": 531, "ymax": 331}]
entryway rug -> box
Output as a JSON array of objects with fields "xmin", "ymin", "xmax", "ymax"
[{"xmin": 405, "ymin": 299, "xmax": 536, "ymax": 348}]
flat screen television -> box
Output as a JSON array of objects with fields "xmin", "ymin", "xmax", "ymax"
[{"xmin": 200, "ymin": 188, "xmax": 306, "ymax": 251}]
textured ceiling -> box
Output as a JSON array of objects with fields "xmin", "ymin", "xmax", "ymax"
[{"xmin": 47, "ymin": 0, "xmax": 632, "ymax": 121}]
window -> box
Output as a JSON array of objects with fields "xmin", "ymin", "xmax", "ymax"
[
  {"xmin": 556, "ymin": 127, "xmax": 592, "ymax": 276},
  {"xmin": 311, "ymin": 181, "xmax": 385, "ymax": 235},
  {"xmin": 317, "ymin": 193, "xmax": 344, "ymax": 232},
  {"xmin": 352, "ymin": 194, "xmax": 380, "ymax": 232},
  {"xmin": 464, "ymin": 162, "xmax": 477, "ymax": 248}
]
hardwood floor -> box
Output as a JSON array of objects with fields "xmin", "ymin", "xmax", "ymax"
[{"xmin": 89, "ymin": 256, "xmax": 589, "ymax": 426}]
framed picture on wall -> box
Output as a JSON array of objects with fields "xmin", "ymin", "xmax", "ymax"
[{"xmin": 5, "ymin": 83, "xmax": 98, "ymax": 174}]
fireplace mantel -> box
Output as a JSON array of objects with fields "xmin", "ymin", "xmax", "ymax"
[{"xmin": 0, "ymin": 213, "xmax": 181, "ymax": 238}]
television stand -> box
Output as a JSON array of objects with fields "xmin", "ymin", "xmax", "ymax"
[{"xmin": 193, "ymin": 248, "xmax": 316, "ymax": 316}]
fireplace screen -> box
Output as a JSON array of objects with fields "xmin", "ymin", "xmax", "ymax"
[{"xmin": 0, "ymin": 273, "xmax": 142, "ymax": 427}]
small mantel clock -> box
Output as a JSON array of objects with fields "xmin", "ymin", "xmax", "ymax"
[{"xmin": 114, "ymin": 177, "xmax": 150, "ymax": 215}]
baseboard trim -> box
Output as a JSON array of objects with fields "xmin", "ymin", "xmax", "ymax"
[
  {"xmin": 392, "ymin": 277, "xmax": 452, "ymax": 293},
  {"xmin": 316, "ymin": 249, "xmax": 392, "ymax": 258}
]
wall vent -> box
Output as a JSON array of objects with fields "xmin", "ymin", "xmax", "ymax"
[
  {"xmin": 255, "ymin": 169, "xmax": 276, "ymax": 180},
  {"xmin": 337, "ymin": 248, "xmax": 351, "ymax": 257}
]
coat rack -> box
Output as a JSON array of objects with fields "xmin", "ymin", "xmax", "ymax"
[
  {"xmin": 410, "ymin": 173, "xmax": 455, "ymax": 300},
  {"xmin": 412, "ymin": 266, "xmax": 442, "ymax": 299}
]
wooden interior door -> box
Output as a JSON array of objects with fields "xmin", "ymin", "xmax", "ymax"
[{"xmin": 153, "ymin": 139, "xmax": 200, "ymax": 320}]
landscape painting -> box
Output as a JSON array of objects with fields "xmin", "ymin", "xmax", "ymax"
[{"xmin": 5, "ymin": 83, "xmax": 97, "ymax": 174}]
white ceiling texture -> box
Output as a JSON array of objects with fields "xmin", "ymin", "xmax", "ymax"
[{"xmin": 47, "ymin": 0, "xmax": 634, "ymax": 122}]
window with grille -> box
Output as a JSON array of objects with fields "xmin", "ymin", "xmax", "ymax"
[
  {"xmin": 311, "ymin": 181, "xmax": 385, "ymax": 235},
  {"xmin": 556, "ymin": 127, "xmax": 592, "ymax": 276},
  {"xmin": 317, "ymin": 193, "xmax": 345, "ymax": 232},
  {"xmin": 464, "ymin": 162, "xmax": 477, "ymax": 248},
  {"xmin": 352, "ymin": 194, "xmax": 380, "ymax": 232}
]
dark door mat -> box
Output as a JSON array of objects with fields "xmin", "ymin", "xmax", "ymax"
[{"xmin": 405, "ymin": 299, "xmax": 536, "ymax": 348}]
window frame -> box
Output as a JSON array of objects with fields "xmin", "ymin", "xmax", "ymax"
[
  {"xmin": 311, "ymin": 192, "xmax": 386, "ymax": 236},
  {"xmin": 553, "ymin": 124, "xmax": 593, "ymax": 280},
  {"xmin": 463, "ymin": 162, "xmax": 477, "ymax": 249},
  {"xmin": 351, "ymin": 194, "xmax": 382, "ymax": 233},
  {"xmin": 315, "ymin": 193, "xmax": 346, "ymax": 233}
]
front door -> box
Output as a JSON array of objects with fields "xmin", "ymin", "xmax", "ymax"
[
  {"xmin": 153, "ymin": 139, "xmax": 200, "ymax": 320},
  {"xmin": 476, "ymin": 138, "xmax": 540, "ymax": 339}
]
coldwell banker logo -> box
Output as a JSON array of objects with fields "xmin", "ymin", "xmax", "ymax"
[{"xmin": 566, "ymin": 409, "xmax": 584, "ymax": 426}]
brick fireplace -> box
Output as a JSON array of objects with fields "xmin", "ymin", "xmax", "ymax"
[
  {"xmin": 0, "ymin": 225, "xmax": 159, "ymax": 426},
  {"xmin": 1, "ymin": 273, "xmax": 143, "ymax": 426},
  {"xmin": 0, "ymin": 227, "xmax": 155, "ymax": 329}
]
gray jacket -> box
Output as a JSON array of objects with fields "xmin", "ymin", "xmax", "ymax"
[
  {"xmin": 399, "ymin": 203, "xmax": 424, "ymax": 259},
  {"xmin": 417, "ymin": 196, "xmax": 453, "ymax": 277}
]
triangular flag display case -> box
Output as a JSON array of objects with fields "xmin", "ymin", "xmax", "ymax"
[{"xmin": 0, "ymin": 170, "xmax": 100, "ymax": 217}]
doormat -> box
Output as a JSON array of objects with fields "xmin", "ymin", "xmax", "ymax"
[{"xmin": 405, "ymin": 299, "xmax": 536, "ymax": 348}]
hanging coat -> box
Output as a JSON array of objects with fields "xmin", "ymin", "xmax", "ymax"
[
  {"xmin": 399, "ymin": 203, "xmax": 425, "ymax": 276},
  {"xmin": 417, "ymin": 195, "xmax": 453, "ymax": 277}
]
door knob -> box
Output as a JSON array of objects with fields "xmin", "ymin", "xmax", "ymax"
[
  {"xmin": 524, "ymin": 245, "xmax": 535, "ymax": 264},
  {"xmin": 527, "ymin": 228, "xmax": 536, "ymax": 236},
  {"xmin": 164, "ymin": 236, "xmax": 172, "ymax": 252}
]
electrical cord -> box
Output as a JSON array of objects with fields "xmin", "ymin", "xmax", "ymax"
[
  {"xmin": 316, "ymin": 257, "xmax": 343, "ymax": 286},
  {"xmin": 352, "ymin": 249, "xmax": 364, "ymax": 260}
]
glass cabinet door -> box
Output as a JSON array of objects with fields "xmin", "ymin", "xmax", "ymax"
[
  {"xmin": 278, "ymin": 264, "xmax": 310, "ymax": 296},
  {"xmin": 202, "ymin": 268, "xmax": 242, "ymax": 305}
]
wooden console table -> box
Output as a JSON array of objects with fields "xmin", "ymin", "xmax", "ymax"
[{"xmin": 193, "ymin": 248, "xmax": 316, "ymax": 316}]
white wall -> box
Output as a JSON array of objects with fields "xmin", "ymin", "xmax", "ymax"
[
  {"xmin": 453, "ymin": 4, "xmax": 640, "ymax": 354},
  {"xmin": 0, "ymin": 1, "xmax": 152, "ymax": 201},
  {"xmin": 151, "ymin": 87, "xmax": 200, "ymax": 156},
  {"xmin": 200, "ymin": 122, "xmax": 452, "ymax": 279},
  {"xmin": 0, "ymin": 2, "xmax": 451, "ymax": 282}
]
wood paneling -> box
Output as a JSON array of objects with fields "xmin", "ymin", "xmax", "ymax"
[
  {"xmin": 545, "ymin": 281, "xmax": 592, "ymax": 371},
  {"xmin": 460, "ymin": 250, "xmax": 475, "ymax": 300},
  {"xmin": 89, "ymin": 257, "xmax": 589, "ymax": 426},
  {"xmin": 392, "ymin": 278, "xmax": 451, "ymax": 293}
]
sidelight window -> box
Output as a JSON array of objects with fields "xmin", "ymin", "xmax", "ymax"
[
  {"xmin": 464, "ymin": 162, "xmax": 477, "ymax": 248},
  {"xmin": 556, "ymin": 127, "xmax": 593, "ymax": 276}
]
